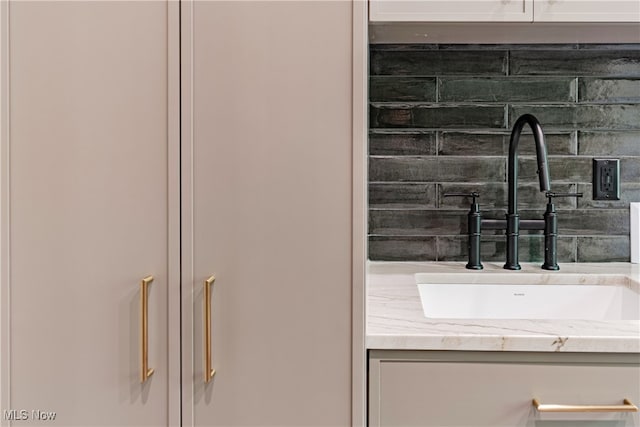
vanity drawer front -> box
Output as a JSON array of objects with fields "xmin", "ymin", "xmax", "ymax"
[{"xmin": 369, "ymin": 351, "xmax": 640, "ymax": 427}]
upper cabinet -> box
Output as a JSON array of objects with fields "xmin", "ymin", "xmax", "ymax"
[
  {"xmin": 370, "ymin": 0, "xmax": 533, "ymax": 22},
  {"xmin": 534, "ymin": 0, "xmax": 640, "ymax": 22},
  {"xmin": 370, "ymin": 0, "xmax": 640, "ymax": 22}
]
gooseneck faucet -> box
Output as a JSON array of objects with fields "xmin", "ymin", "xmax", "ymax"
[
  {"xmin": 446, "ymin": 114, "xmax": 582, "ymax": 270},
  {"xmin": 504, "ymin": 114, "xmax": 551, "ymax": 270}
]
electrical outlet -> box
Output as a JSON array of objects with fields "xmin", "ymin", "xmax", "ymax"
[{"xmin": 592, "ymin": 158, "xmax": 620, "ymax": 200}]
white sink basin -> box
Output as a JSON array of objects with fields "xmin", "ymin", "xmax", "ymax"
[{"xmin": 416, "ymin": 273, "xmax": 640, "ymax": 320}]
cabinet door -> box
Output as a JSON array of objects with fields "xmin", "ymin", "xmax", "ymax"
[
  {"xmin": 2, "ymin": 2, "xmax": 178, "ymax": 426},
  {"xmin": 534, "ymin": 0, "xmax": 640, "ymax": 22},
  {"xmin": 181, "ymin": 1, "xmax": 352, "ymax": 426},
  {"xmin": 370, "ymin": 351, "xmax": 640, "ymax": 427},
  {"xmin": 370, "ymin": 0, "xmax": 533, "ymax": 22}
]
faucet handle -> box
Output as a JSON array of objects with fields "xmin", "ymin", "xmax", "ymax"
[
  {"xmin": 443, "ymin": 192, "xmax": 480, "ymax": 204},
  {"xmin": 444, "ymin": 192, "xmax": 483, "ymax": 270},
  {"xmin": 545, "ymin": 192, "xmax": 583, "ymax": 203}
]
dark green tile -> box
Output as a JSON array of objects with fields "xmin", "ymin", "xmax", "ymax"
[
  {"xmin": 577, "ymin": 44, "xmax": 640, "ymax": 50},
  {"xmin": 439, "ymin": 131, "xmax": 576, "ymax": 156},
  {"xmin": 370, "ymin": 77, "xmax": 437, "ymax": 102},
  {"xmin": 577, "ymin": 237, "xmax": 630, "ymax": 262},
  {"xmin": 369, "ymin": 131, "xmax": 436, "ymax": 155},
  {"xmin": 558, "ymin": 209, "xmax": 629, "ymax": 235},
  {"xmin": 371, "ymin": 104, "xmax": 506, "ymax": 129},
  {"xmin": 532, "ymin": 133, "xmax": 577, "ymax": 156},
  {"xmin": 439, "ymin": 132, "xmax": 505, "ymax": 155},
  {"xmin": 370, "ymin": 44, "xmax": 439, "ymax": 51},
  {"xmin": 370, "ymin": 104, "xmax": 413, "ymax": 128},
  {"xmin": 518, "ymin": 157, "xmax": 591, "ymax": 183},
  {"xmin": 577, "ymin": 183, "xmax": 640, "ymax": 209},
  {"xmin": 510, "ymin": 105, "xmax": 577, "ymax": 129},
  {"xmin": 368, "ymin": 236, "xmax": 437, "ymax": 261},
  {"xmin": 572, "ymin": 105, "xmax": 639, "ymax": 129},
  {"xmin": 436, "ymin": 235, "xmax": 486, "ymax": 262},
  {"xmin": 369, "ymin": 183, "xmax": 436, "ymax": 209},
  {"xmin": 621, "ymin": 158, "xmax": 640, "ymax": 182},
  {"xmin": 370, "ymin": 50, "xmax": 508, "ymax": 76},
  {"xmin": 412, "ymin": 105, "xmax": 506, "ymax": 128},
  {"xmin": 438, "ymin": 44, "xmax": 578, "ymax": 51},
  {"xmin": 578, "ymin": 131, "xmax": 640, "ymax": 156},
  {"xmin": 369, "ymin": 156, "xmax": 507, "ymax": 183},
  {"xmin": 439, "ymin": 77, "xmax": 576, "ymax": 103},
  {"xmin": 369, "ymin": 157, "xmax": 438, "ymax": 182},
  {"xmin": 510, "ymin": 50, "xmax": 640, "ymax": 76},
  {"xmin": 369, "ymin": 210, "xmax": 466, "ymax": 235},
  {"xmin": 579, "ymin": 78, "xmax": 640, "ymax": 103},
  {"xmin": 437, "ymin": 157, "xmax": 506, "ymax": 182},
  {"xmin": 510, "ymin": 105, "xmax": 640, "ymax": 130}
]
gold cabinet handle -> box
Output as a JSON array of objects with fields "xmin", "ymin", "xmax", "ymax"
[
  {"xmin": 204, "ymin": 275, "xmax": 216, "ymax": 383},
  {"xmin": 533, "ymin": 398, "xmax": 638, "ymax": 413},
  {"xmin": 140, "ymin": 276, "xmax": 155, "ymax": 384}
]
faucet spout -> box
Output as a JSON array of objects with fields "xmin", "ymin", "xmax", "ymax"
[
  {"xmin": 507, "ymin": 114, "xmax": 551, "ymax": 216},
  {"xmin": 504, "ymin": 114, "xmax": 551, "ymax": 270}
]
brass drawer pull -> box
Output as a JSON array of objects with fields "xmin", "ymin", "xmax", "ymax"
[
  {"xmin": 204, "ymin": 275, "xmax": 216, "ymax": 383},
  {"xmin": 140, "ymin": 276, "xmax": 155, "ymax": 384},
  {"xmin": 533, "ymin": 398, "xmax": 638, "ymax": 413}
]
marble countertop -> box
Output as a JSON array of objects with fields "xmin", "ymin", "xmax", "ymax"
[{"xmin": 367, "ymin": 262, "xmax": 640, "ymax": 353}]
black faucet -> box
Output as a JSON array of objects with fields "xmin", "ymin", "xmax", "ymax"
[
  {"xmin": 447, "ymin": 114, "xmax": 582, "ymax": 271},
  {"xmin": 503, "ymin": 114, "xmax": 551, "ymax": 270}
]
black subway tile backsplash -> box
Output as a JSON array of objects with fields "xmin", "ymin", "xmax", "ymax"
[
  {"xmin": 621, "ymin": 158, "xmax": 640, "ymax": 181},
  {"xmin": 369, "ymin": 130, "xmax": 437, "ymax": 155},
  {"xmin": 370, "ymin": 49, "xmax": 508, "ymax": 76},
  {"xmin": 368, "ymin": 44, "xmax": 640, "ymax": 263},
  {"xmin": 371, "ymin": 104, "xmax": 506, "ymax": 128},
  {"xmin": 509, "ymin": 104, "xmax": 640, "ymax": 130},
  {"xmin": 370, "ymin": 77, "xmax": 437, "ymax": 102},
  {"xmin": 369, "ymin": 183, "xmax": 437, "ymax": 209},
  {"xmin": 577, "ymin": 237, "xmax": 630, "ymax": 262},
  {"xmin": 438, "ymin": 131, "xmax": 577, "ymax": 156},
  {"xmin": 578, "ymin": 131, "xmax": 640, "ymax": 156},
  {"xmin": 517, "ymin": 157, "xmax": 592, "ymax": 183},
  {"xmin": 577, "ymin": 183, "xmax": 640, "ymax": 209},
  {"xmin": 369, "ymin": 210, "xmax": 466, "ymax": 236},
  {"xmin": 578, "ymin": 78, "xmax": 640, "ymax": 103},
  {"xmin": 439, "ymin": 77, "xmax": 576, "ymax": 103},
  {"xmin": 509, "ymin": 50, "xmax": 640, "ymax": 76},
  {"xmin": 369, "ymin": 157, "xmax": 439, "ymax": 182},
  {"xmin": 369, "ymin": 236, "xmax": 438, "ymax": 261}
]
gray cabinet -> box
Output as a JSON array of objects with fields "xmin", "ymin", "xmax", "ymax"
[
  {"xmin": 180, "ymin": 2, "xmax": 353, "ymax": 426},
  {"xmin": 370, "ymin": 351, "xmax": 640, "ymax": 427},
  {"xmin": 1, "ymin": 2, "xmax": 180, "ymax": 426},
  {"xmin": 1, "ymin": 1, "xmax": 353, "ymax": 426}
]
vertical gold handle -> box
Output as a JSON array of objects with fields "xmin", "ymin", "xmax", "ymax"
[
  {"xmin": 204, "ymin": 275, "xmax": 216, "ymax": 383},
  {"xmin": 140, "ymin": 276, "xmax": 155, "ymax": 384}
]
